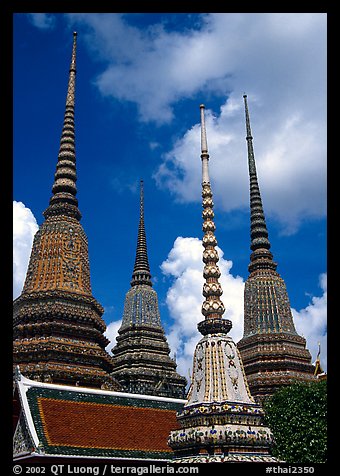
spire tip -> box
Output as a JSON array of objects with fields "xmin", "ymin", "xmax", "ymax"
[
  {"xmin": 131, "ymin": 179, "xmax": 151, "ymax": 287},
  {"xmin": 200, "ymin": 104, "xmax": 205, "ymax": 109},
  {"xmin": 43, "ymin": 23, "xmax": 80, "ymax": 221}
]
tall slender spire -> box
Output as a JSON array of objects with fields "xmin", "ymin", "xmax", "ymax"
[
  {"xmin": 13, "ymin": 32, "xmax": 119, "ymax": 390},
  {"xmin": 111, "ymin": 180, "xmax": 187, "ymax": 398},
  {"xmin": 44, "ymin": 32, "xmax": 81, "ymax": 221},
  {"xmin": 168, "ymin": 104, "xmax": 276, "ymax": 463},
  {"xmin": 131, "ymin": 180, "xmax": 152, "ymax": 287},
  {"xmin": 243, "ymin": 94, "xmax": 277, "ymax": 273},
  {"xmin": 197, "ymin": 105, "xmax": 230, "ymax": 336},
  {"xmin": 237, "ymin": 95, "xmax": 316, "ymax": 403}
]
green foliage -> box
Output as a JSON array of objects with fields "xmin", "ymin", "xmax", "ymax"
[{"xmin": 263, "ymin": 380, "xmax": 327, "ymax": 463}]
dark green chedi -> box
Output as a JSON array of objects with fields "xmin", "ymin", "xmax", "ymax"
[{"xmin": 237, "ymin": 95, "xmax": 316, "ymax": 403}]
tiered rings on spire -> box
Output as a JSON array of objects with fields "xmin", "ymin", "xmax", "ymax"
[
  {"xmin": 131, "ymin": 180, "xmax": 152, "ymax": 286},
  {"xmin": 13, "ymin": 32, "xmax": 119, "ymax": 390},
  {"xmin": 238, "ymin": 95, "xmax": 315, "ymax": 403},
  {"xmin": 168, "ymin": 104, "xmax": 276, "ymax": 463},
  {"xmin": 243, "ymin": 95, "xmax": 276, "ymax": 273},
  {"xmin": 111, "ymin": 180, "xmax": 187, "ymax": 398},
  {"xmin": 197, "ymin": 105, "xmax": 231, "ymax": 336},
  {"xmin": 44, "ymin": 32, "xmax": 81, "ymax": 221}
]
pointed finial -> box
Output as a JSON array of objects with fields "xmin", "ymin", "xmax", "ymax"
[
  {"xmin": 200, "ymin": 104, "xmax": 209, "ymax": 155},
  {"xmin": 243, "ymin": 93, "xmax": 253, "ymax": 143},
  {"xmin": 197, "ymin": 104, "xmax": 231, "ymax": 336},
  {"xmin": 317, "ymin": 342, "xmax": 321, "ymax": 357},
  {"xmin": 68, "ymin": 31, "xmax": 77, "ymax": 89},
  {"xmin": 243, "ymin": 94, "xmax": 277, "ymax": 273},
  {"xmin": 131, "ymin": 180, "xmax": 152, "ymax": 287},
  {"xmin": 15, "ymin": 365, "xmax": 22, "ymax": 381},
  {"xmin": 200, "ymin": 104, "xmax": 210, "ymax": 184},
  {"xmin": 43, "ymin": 31, "xmax": 81, "ymax": 221},
  {"xmin": 313, "ymin": 342, "xmax": 323, "ymax": 376},
  {"xmin": 140, "ymin": 179, "xmax": 144, "ymax": 219}
]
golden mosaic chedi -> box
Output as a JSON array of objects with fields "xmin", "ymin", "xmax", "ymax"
[{"xmin": 13, "ymin": 33, "xmax": 119, "ymax": 390}]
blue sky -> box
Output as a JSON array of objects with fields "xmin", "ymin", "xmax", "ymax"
[{"xmin": 13, "ymin": 13, "xmax": 327, "ymax": 378}]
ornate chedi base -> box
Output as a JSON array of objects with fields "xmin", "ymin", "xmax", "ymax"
[
  {"xmin": 238, "ymin": 332, "xmax": 316, "ymax": 404},
  {"xmin": 13, "ymin": 289, "xmax": 120, "ymax": 390},
  {"xmin": 112, "ymin": 323, "xmax": 187, "ymax": 398},
  {"xmin": 238, "ymin": 259, "xmax": 316, "ymax": 405},
  {"xmin": 168, "ymin": 331, "xmax": 277, "ymax": 462},
  {"xmin": 111, "ymin": 285, "xmax": 187, "ymax": 398}
]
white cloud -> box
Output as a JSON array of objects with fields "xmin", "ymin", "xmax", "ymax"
[
  {"xmin": 161, "ymin": 237, "xmax": 327, "ymax": 384},
  {"xmin": 65, "ymin": 14, "xmax": 325, "ymax": 122},
  {"xmin": 155, "ymin": 93, "xmax": 326, "ymax": 235},
  {"xmin": 292, "ymin": 273, "xmax": 327, "ymax": 372},
  {"xmin": 104, "ymin": 319, "xmax": 122, "ymax": 354},
  {"xmin": 27, "ymin": 13, "xmax": 56, "ymax": 30},
  {"xmin": 13, "ymin": 201, "xmax": 39, "ymax": 299},
  {"xmin": 65, "ymin": 12, "xmax": 326, "ymax": 233},
  {"xmin": 160, "ymin": 236, "xmax": 244, "ymax": 383}
]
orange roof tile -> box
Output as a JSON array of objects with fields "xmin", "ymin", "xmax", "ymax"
[{"xmin": 38, "ymin": 397, "xmax": 180, "ymax": 452}]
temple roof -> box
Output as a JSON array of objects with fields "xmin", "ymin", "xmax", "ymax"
[{"xmin": 13, "ymin": 370, "xmax": 185, "ymax": 461}]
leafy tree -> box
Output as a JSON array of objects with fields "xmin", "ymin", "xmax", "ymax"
[{"xmin": 263, "ymin": 380, "xmax": 327, "ymax": 463}]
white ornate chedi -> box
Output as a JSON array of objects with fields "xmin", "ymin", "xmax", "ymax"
[
  {"xmin": 168, "ymin": 105, "xmax": 277, "ymax": 463},
  {"xmin": 188, "ymin": 334, "xmax": 253, "ymax": 405},
  {"xmin": 169, "ymin": 333, "xmax": 275, "ymax": 462}
]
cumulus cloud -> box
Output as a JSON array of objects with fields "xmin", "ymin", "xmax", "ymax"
[
  {"xmin": 160, "ymin": 236, "xmax": 244, "ymax": 382},
  {"xmin": 105, "ymin": 319, "xmax": 122, "ymax": 354},
  {"xmin": 64, "ymin": 12, "xmax": 326, "ymax": 233},
  {"xmin": 161, "ymin": 237, "xmax": 327, "ymax": 384},
  {"xmin": 13, "ymin": 201, "xmax": 39, "ymax": 299},
  {"xmin": 292, "ymin": 273, "xmax": 327, "ymax": 372},
  {"xmin": 66, "ymin": 13, "xmax": 222, "ymax": 124},
  {"xmin": 155, "ymin": 96, "xmax": 326, "ymax": 235}
]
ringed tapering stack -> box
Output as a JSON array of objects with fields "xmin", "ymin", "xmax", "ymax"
[
  {"xmin": 237, "ymin": 94, "xmax": 316, "ymax": 403},
  {"xmin": 168, "ymin": 105, "xmax": 276, "ymax": 463},
  {"xmin": 110, "ymin": 180, "xmax": 187, "ymax": 398},
  {"xmin": 13, "ymin": 33, "xmax": 119, "ymax": 390}
]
